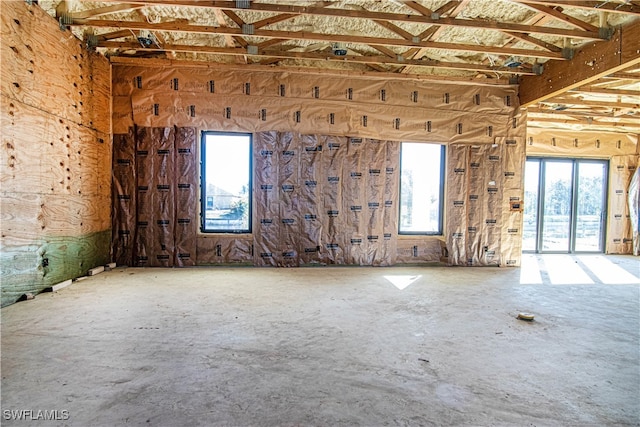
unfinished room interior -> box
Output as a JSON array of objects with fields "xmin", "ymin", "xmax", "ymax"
[{"xmin": 1, "ymin": 0, "xmax": 639, "ymax": 425}]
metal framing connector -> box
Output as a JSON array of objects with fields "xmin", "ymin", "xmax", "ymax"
[{"xmin": 241, "ymin": 24, "xmax": 255, "ymax": 35}]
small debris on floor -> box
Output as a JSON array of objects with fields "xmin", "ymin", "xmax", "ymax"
[
  {"xmin": 418, "ymin": 358, "xmax": 429, "ymax": 363},
  {"xmin": 517, "ymin": 313, "xmax": 535, "ymax": 321}
]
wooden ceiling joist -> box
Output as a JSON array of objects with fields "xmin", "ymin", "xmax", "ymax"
[
  {"xmin": 542, "ymin": 97, "xmax": 640, "ymax": 109},
  {"xmin": 516, "ymin": 3, "xmax": 600, "ymax": 32},
  {"xmin": 93, "ymin": 0, "xmax": 605, "ymax": 40},
  {"xmin": 100, "ymin": 40, "xmax": 537, "ymax": 74},
  {"xmin": 518, "ymin": 22, "xmax": 640, "ymax": 106},
  {"xmin": 509, "ymin": 0, "xmax": 640, "ymax": 15},
  {"xmin": 72, "ymin": 18, "xmax": 567, "ymax": 61},
  {"xmin": 56, "ymin": 2, "xmax": 144, "ymax": 19}
]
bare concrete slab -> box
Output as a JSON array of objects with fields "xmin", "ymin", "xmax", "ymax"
[{"xmin": 1, "ymin": 255, "xmax": 639, "ymax": 426}]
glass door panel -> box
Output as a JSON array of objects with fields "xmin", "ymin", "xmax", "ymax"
[
  {"xmin": 574, "ymin": 162, "xmax": 606, "ymax": 251},
  {"xmin": 541, "ymin": 161, "xmax": 573, "ymax": 252},
  {"xmin": 523, "ymin": 160, "xmax": 540, "ymax": 251}
]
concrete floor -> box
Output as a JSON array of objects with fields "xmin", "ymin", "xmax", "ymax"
[{"xmin": 1, "ymin": 254, "xmax": 639, "ymax": 426}]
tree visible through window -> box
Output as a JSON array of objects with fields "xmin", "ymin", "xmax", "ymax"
[
  {"xmin": 399, "ymin": 143, "xmax": 444, "ymax": 234},
  {"xmin": 201, "ymin": 132, "xmax": 252, "ymax": 233}
]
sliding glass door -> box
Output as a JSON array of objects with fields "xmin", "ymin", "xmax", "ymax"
[{"xmin": 524, "ymin": 158, "xmax": 607, "ymax": 253}]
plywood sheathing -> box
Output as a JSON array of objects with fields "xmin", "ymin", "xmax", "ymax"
[{"xmin": 1, "ymin": 1, "xmax": 111, "ymax": 307}]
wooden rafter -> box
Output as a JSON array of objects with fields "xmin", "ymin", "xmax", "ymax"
[
  {"xmin": 373, "ymin": 20, "xmax": 415, "ymax": 41},
  {"xmin": 508, "ymin": 0, "xmax": 640, "ymax": 15},
  {"xmin": 503, "ymin": 32, "xmax": 562, "ymax": 52},
  {"xmin": 252, "ymin": 13, "xmax": 297, "ymax": 29},
  {"xmin": 96, "ymin": 29, "xmax": 134, "ymax": 41},
  {"xmin": 542, "ymin": 97, "xmax": 640, "ymax": 109},
  {"xmin": 527, "ymin": 116, "xmax": 640, "ymax": 127},
  {"xmin": 56, "ymin": 2, "xmax": 145, "ymax": 19},
  {"xmin": 568, "ymin": 87, "xmax": 640, "ymax": 97},
  {"xmin": 403, "ymin": 1, "xmax": 433, "ymax": 17},
  {"xmin": 527, "ymin": 106, "xmax": 638, "ymax": 118},
  {"xmin": 70, "ymin": 18, "xmax": 567, "ymax": 61},
  {"xmin": 401, "ymin": 0, "xmax": 471, "ymax": 73},
  {"xmin": 516, "ymin": 2, "xmax": 600, "ymax": 32},
  {"xmin": 214, "ymin": 8, "xmax": 236, "ymax": 48},
  {"xmin": 99, "ymin": 40, "xmax": 537, "ymax": 74},
  {"xmin": 92, "ymin": 0, "xmax": 605, "ymax": 40}
]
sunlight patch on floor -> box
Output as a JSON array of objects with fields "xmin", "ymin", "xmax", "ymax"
[
  {"xmin": 578, "ymin": 255, "xmax": 640, "ymax": 285},
  {"xmin": 520, "ymin": 254, "xmax": 543, "ymax": 285},
  {"xmin": 384, "ymin": 275, "xmax": 422, "ymax": 290},
  {"xmin": 543, "ymin": 255, "xmax": 594, "ymax": 285}
]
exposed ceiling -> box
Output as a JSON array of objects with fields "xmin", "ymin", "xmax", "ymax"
[{"xmin": 43, "ymin": 0, "xmax": 640, "ymax": 134}]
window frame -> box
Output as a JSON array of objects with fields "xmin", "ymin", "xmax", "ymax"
[
  {"xmin": 398, "ymin": 142, "xmax": 445, "ymax": 236},
  {"xmin": 200, "ymin": 131, "xmax": 253, "ymax": 234}
]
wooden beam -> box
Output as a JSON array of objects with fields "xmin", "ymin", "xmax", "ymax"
[
  {"xmin": 604, "ymin": 72, "xmax": 640, "ymax": 81},
  {"xmin": 527, "ymin": 106, "xmax": 638, "ymax": 118},
  {"xmin": 223, "ymin": 9, "xmax": 244, "ymax": 27},
  {"xmin": 66, "ymin": 3, "xmax": 144, "ymax": 19},
  {"xmin": 108, "ymin": 55, "xmax": 514, "ymax": 84},
  {"xmin": 253, "ymin": 13, "xmax": 297, "ymax": 29},
  {"xmin": 96, "ymin": 29, "xmax": 134, "ymax": 41},
  {"xmin": 404, "ymin": 1, "xmax": 433, "ymax": 16},
  {"xmin": 526, "ymin": 116, "xmax": 640, "ymax": 127},
  {"xmin": 518, "ymin": 22, "xmax": 640, "ymax": 106},
  {"xmin": 72, "ymin": 19, "xmax": 567, "ymax": 60},
  {"xmin": 401, "ymin": 0, "xmax": 471, "ymax": 73},
  {"xmin": 373, "ymin": 20, "xmax": 415, "ymax": 40},
  {"xmin": 517, "ymin": 3, "xmax": 599, "ymax": 32},
  {"xmin": 508, "ymin": 0, "xmax": 640, "ymax": 15},
  {"xmin": 503, "ymin": 31, "xmax": 562, "ymax": 52},
  {"xmin": 99, "ymin": 41, "xmax": 536, "ymax": 74},
  {"xmin": 93, "ymin": 0, "xmax": 604, "ymax": 40},
  {"xmin": 370, "ymin": 44, "xmax": 397, "ymax": 58},
  {"xmin": 542, "ymin": 97, "xmax": 640, "ymax": 109},
  {"xmin": 568, "ymin": 87, "xmax": 640, "ymax": 97}
]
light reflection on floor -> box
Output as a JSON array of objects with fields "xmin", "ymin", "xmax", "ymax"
[
  {"xmin": 578, "ymin": 255, "xmax": 640, "ymax": 284},
  {"xmin": 384, "ymin": 275, "xmax": 422, "ymax": 290},
  {"xmin": 521, "ymin": 254, "xmax": 640, "ymax": 285}
]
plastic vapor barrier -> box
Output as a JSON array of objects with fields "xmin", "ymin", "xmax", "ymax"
[
  {"xmin": 629, "ymin": 168, "xmax": 640, "ymax": 256},
  {"xmin": 112, "ymin": 64, "xmax": 527, "ymax": 267},
  {"xmin": 607, "ymin": 155, "xmax": 639, "ymax": 254},
  {"xmin": 111, "ymin": 128, "xmax": 136, "ymax": 266},
  {"xmin": 252, "ymin": 132, "xmax": 400, "ymax": 266},
  {"xmin": 111, "ymin": 126, "xmax": 197, "ymax": 266}
]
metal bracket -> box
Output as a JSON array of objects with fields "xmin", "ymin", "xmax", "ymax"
[
  {"xmin": 247, "ymin": 45, "xmax": 258, "ymax": 55},
  {"xmin": 412, "ymin": 36, "xmax": 420, "ymax": 44},
  {"xmin": 431, "ymin": 12, "xmax": 440, "ymax": 20},
  {"xmin": 396, "ymin": 55, "xmax": 405, "ymax": 63},
  {"xmin": 598, "ymin": 26, "xmax": 614, "ymax": 40},
  {"xmin": 58, "ymin": 13, "xmax": 72, "ymax": 31},
  {"xmin": 85, "ymin": 34, "xmax": 98, "ymax": 50},
  {"xmin": 532, "ymin": 63, "xmax": 544, "ymax": 75},
  {"xmin": 561, "ymin": 47, "xmax": 575, "ymax": 60},
  {"xmin": 236, "ymin": 0, "xmax": 251, "ymax": 9},
  {"xmin": 241, "ymin": 24, "xmax": 254, "ymax": 35}
]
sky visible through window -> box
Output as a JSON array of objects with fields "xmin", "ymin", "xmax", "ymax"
[
  {"xmin": 205, "ymin": 133, "xmax": 250, "ymax": 196},
  {"xmin": 400, "ymin": 143, "xmax": 443, "ymax": 233}
]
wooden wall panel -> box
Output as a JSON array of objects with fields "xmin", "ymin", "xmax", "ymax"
[
  {"xmin": 0, "ymin": 2, "xmax": 110, "ymax": 134},
  {"xmin": 1, "ymin": 1, "xmax": 111, "ymax": 307}
]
